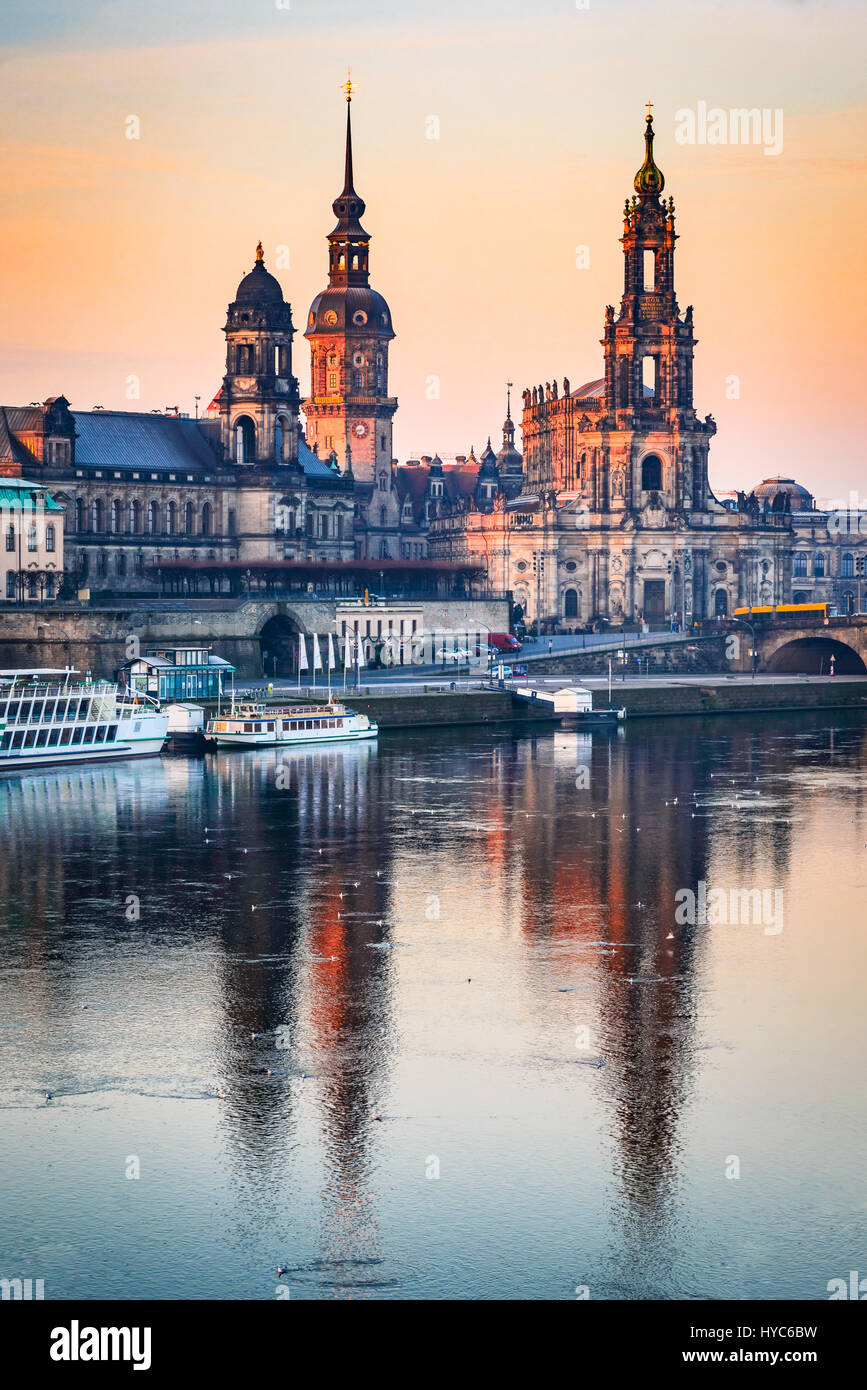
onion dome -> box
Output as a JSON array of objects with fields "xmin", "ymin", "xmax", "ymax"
[{"xmin": 634, "ymin": 107, "xmax": 665, "ymax": 201}]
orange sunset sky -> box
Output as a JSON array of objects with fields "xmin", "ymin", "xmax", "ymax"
[{"xmin": 0, "ymin": 0, "xmax": 864, "ymax": 499}]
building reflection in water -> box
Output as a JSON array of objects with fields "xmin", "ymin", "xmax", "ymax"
[{"xmin": 0, "ymin": 712, "xmax": 864, "ymax": 1296}]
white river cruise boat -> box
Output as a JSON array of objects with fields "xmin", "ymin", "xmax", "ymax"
[
  {"xmin": 0, "ymin": 669, "xmax": 169, "ymax": 771},
  {"xmin": 206, "ymin": 699, "xmax": 377, "ymax": 748}
]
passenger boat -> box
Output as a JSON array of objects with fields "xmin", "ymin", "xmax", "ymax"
[
  {"xmin": 0, "ymin": 668, "xmax": 169, "ymax": 771},
  {"xmin": 206, "ymin": 699, "xmax": 378, "ymax": 748}
]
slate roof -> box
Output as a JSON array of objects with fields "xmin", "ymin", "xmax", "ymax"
[
  {"xmin": 71, "ymin": 411, "xmax": 218, "ymax": 474},
  {"xmin": 68, "ymin": 409, "xmax": 338, "ymax": 481}
]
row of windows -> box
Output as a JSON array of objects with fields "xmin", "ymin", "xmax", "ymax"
[
  {"xmin": 793, "ymin": 553, "xmax": 863, "ymax": 578},
  {"xmin": 0, "ymin": 696, "xmax": 104, "ymax": 723},
  {"xmin": 0, "ymin": 724, "xmax": 117, "ymax": 752},
  {"xmin": 5, "ymin": 524, "xmax": 56, "ymax": 551},
  {"xmin": 69, "ymin": 500, "xmax": 224, "ymax": 537},
  {"xmin": 5, "ymin": 572, "xmax": 57, "ymax": 598}
]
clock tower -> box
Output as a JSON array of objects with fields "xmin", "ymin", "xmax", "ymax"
[{"xmin": 303, "ymin": 73, "xmax": 397, "ymax": 483}]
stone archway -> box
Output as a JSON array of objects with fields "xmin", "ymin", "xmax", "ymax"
[
  {"xmin": 259, "ymin": 612, "xmax": 302, "ymax": 677},
  {"xmin": 766, "ymin": 636, "xmax": 867, "ymax": 675}
]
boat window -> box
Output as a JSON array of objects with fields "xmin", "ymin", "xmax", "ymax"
[
  {"xmin": 6, "ymin": 701, "xmax": 19, "ymax": 719},
  {"xmin": 47, "ymin": 728, "xmax": 61, "ymax": 746},
  {"xmin": 0, "ymin": 733, "xmax": 10, "ymax": 751},
  {"xmin": 95, "ymin": 726, "xmax": 107, "ymax": 742},
  {"xmin": 60, "ymin": 728, "xmax": 72, "ymax": 745},
  {"xmin": 267, "ymin": 722, "xmax": 274, "ymax": 732},
  {"xmin": 71, "ymin": 727, "xmax": 83, "ymax": 744},
  {"xmin": 244, "ymin": 722, "xmax": 254, "ymax": 732},
  {"xmin": 85, "ymin": 727, "xmax": 97, "ymax": 743},
  {"xmin": 19, "ymin": 702, "xmax": 32, "ymax": 722},
  {"xmin": 12, "ymin": 731, "xmax": 25, "ymax": 748},
  {"xmin": 108, "ymin": 725, "xmax": 117, "ymax": 740},
  {"xmin": 23, "ymin": 729, "xmax": 37, "ymax": 747}
]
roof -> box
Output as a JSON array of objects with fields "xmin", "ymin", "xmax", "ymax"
[
  {"xmin": 571, "ymin": 378, "xmax": 605, "ymax": 399},
  {"xmin": 0, "ymin": 478, "xmax": 63, "ymax": 511},
  {"xmin": 68, "ymin": 409, "xmax": 337, "ymax": 483},
  {"xmin": 298, "ymin": 436, "xmax": 342, "ymax": 480},
  {"xmin": 72, "ymin": 411, "xmax": 218, "ymax": 475}
]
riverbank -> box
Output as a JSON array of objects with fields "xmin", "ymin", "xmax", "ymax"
[{"xmin": 201, "ymin": 676, "xmax": 867, "ymax": 729}]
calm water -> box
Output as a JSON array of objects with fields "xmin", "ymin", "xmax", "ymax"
[{"xmin": 0, "ymin": 712, "xmax": 864, "ymax": 1301}]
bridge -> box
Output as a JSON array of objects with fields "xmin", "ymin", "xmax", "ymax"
[{"xmin": 729, "ymin": 613, "xmax": 867, "ymax": 675}]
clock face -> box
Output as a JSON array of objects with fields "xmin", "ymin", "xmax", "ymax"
[
  {"xmin": 324, "ymin": 310, "xmax": 338, "ymax": 326},
  {"xmin": 353, "ymin": 422, "xmax": 369, "ymax": 439}
]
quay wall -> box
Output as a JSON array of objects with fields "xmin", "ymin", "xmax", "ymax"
[
  {"xmin": 0, "ymin": 597, "xmax": 509, "ymax": 678},
  {"xmin": 525, "ymin": 636, "xmax": 732, "ymax": 676},
  {"xmin": 590, "ymin": 678, "xmax": 867, "ymax": 720}
]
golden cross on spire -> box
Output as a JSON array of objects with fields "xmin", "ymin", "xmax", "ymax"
[
  {"xmin": 646, "ymin": 99, "xmax": 654, "ymax": 120},
  {"xmin": 341, "ymin": 67, "xmax": 360, "ymax": 103}
]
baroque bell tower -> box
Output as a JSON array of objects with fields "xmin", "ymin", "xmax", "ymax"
[
  {"xmin": 601, "ymin": 105, "xmax": 713, "ymax": 514},
  {"xmin": 303, "ymin": 72, "xmax": 397, "ymax": 484},
  {"xmin": 222, "ymin": 242, "xmax": 300, "ymax": 468}
]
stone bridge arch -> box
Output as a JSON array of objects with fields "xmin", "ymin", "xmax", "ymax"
[{"xmin": 764, "ymin": 633, "xmax": 867, "ymax": 675}]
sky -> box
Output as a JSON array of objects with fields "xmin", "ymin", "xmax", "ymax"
[{"xmin": 0, "ymin": 0, "xmax": 865, "ymax": 498}]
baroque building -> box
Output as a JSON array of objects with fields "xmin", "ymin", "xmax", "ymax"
[
  {"xmin": 0, "ymin": 97, "xmax": 861, "ymax": 616},
  {"xmin": 302, "ymin": 81, "xmax": 397, "ymax": 484},
  {"xmin": 428, "ymin": 110, "xmax": 864, "ymax": 628}
]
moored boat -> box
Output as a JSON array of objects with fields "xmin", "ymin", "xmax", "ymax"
[
  {"xmin": 206, "ymin": 698, "xmax": 377, "ymax": 748},
  {"xmin": 0, "ymin": 668, "xmax": 169, "ymax": 771}
]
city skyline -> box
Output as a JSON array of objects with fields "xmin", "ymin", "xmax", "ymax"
[{"xmin": 0, "ymin": 1, "xmax": 864, "ymax": 498}]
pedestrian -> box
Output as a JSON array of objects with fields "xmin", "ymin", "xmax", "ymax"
[{"xmin": 547, "ymin": 638, "xmax": 553, "ymax": 654}]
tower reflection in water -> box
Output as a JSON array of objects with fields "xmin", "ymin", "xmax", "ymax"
[{"xmin": 0, "ymin": 713, "xmax": 863, "ymax": 1298}]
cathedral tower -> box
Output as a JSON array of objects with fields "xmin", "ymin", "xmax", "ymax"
[
  {"xmin": 600, "ymin": 105, "xmax": 710, "ymax": 511},
  {"xmin": 221, "ymin": 243, "xmax": 300, "ymax": 467},
  {"xmin": 303, "ymin": 74, "xmax": 397, "ymax": 483}
]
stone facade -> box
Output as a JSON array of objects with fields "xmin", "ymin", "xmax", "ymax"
[{"xmin": 428, "ymin": 112, "xmax": 867, "ymax": 629}]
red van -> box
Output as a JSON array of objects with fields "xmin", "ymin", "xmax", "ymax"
[{"xmin": 487, "ymin": 632, "xmax": 522, "ymax": 654}]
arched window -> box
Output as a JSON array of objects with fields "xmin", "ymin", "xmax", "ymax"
[
  {"xmin": 167, "ymin": 501, "xmax": 177, "ymax": 535},
  {"xmin": 714, "ymin": 589, "xmax": 729, "ymax": 617},
  {"xmin": 275, "ymin": 414, "xmax": 293, "ymax": 464},
  {"xmin": 641, "ymin": 454, "xmax": 662, "ymax": 491},
  {"xmin": 379, "ymin": 540, "xmax": 389, "ymax": 559},
  {"xmin": 184, "ymin": 502, "xmax": 194, "ymax": 534},
  {"xmin": 116, "ymin": 552, "xmax": 126, "ymax": 576},
  {"xmin": 841, "ymin": 553, "xmax": 854, "ymax": 578},
  {"xmin": 793, "ymin": 552, "xmax": 807, "ymax": 577},
  {"xmin": 110, "ymin": 499, "xmax": 122, "ymax": 533},
  {"xmin": 235, "ymin": 416, "xmax": 256, "ymax": 464},
  {"xmin": 335, "ymin": 513, "xmax": 343, "ymax": 540},
  {"xmin": 45, "ymin": 524, "xmax": 55, "ymax": 553},
  {"xmin": 201, "ymin": 503, "xmax": 212, "ymax": 537},
  {"xmin": 147, "ymin": 501, "xmax": 159, "ymax": 535},
  {"xmin": 814, "ymin": 553, "xmax": 825, "ymax": 577},
  {"xmin": 378, "ymin": 472, "xmax": 387, "ymax": 492},
  {"xmin": 131, "ymin": 500, "xmax": 142, "ymax": 534},
  {"xmin": 93, "ymin": 498, "xmax": 104, "ymax": 532},
  {"xmin": 228, "ymin": 509, "xmax": 236, "ymax": 536},
  {"xmin": 564, "ymin": 588, "xmax": 578, "ymax": 618},
  {"xmin": 379, "ymin": 506, "xmax": 387, "ymax": 527},
  {"xmin": 5, "ymin": 523, "xmax": 14, "ymax": 551},
  {"xmin": 27, "ymin": 523, "xmax": 37, "ymax": 551},
  {"xmin": 75, "ymin": 498, "xmax": 85, "ymax": 532}
]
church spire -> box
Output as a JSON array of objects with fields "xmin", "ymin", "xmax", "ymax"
[
  {"xmin": 339, "ymin": 68, "xmax": 360, "ymax": 195},
  {"xmin": 634, "ymin": 103, "xmax": 665, "ymax": 201}
]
